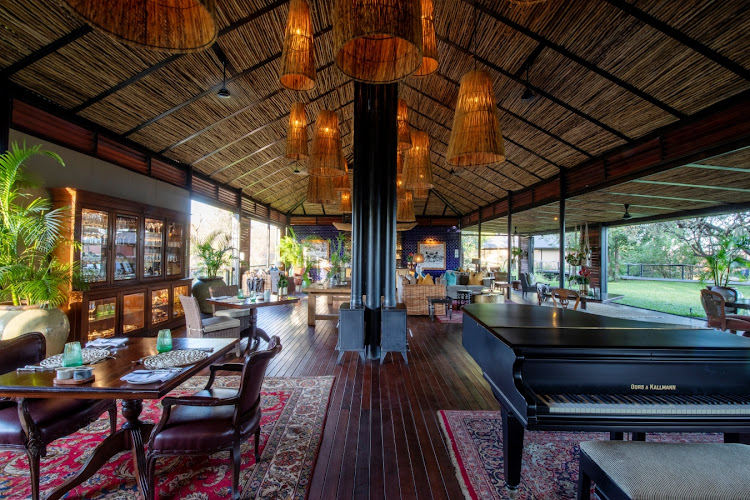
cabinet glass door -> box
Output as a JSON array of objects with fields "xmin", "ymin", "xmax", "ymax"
[
  {"xmin": 114, "ymin": 215, "xmax": 138, "ymax": 281},
  {"xmin": 151, "ymin": 288, "xmax": 169, "ymax": 324},
  {"xmin": 81, "ymin": 209, "xmax": 108, "ymax": 283},
  {"xmin": 144, "ymin": 218, "xmax": 164, "ymax": 278},
  {"xmin": 87, "ymin": 296, "xmax": 116, "ymax": 340},
  {"xmin": 173, "ymin": 284, "xmax": 188, "ymax": 317},
  {"xmin": 166, "ymin": 222, "xmax": 183, "ymax": 276},
  {"xmin": 123, "ymin": 292, "xmax": 145, "ymax": 334}
]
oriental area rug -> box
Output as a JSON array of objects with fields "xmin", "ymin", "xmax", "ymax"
[
  {"xmin": 0, "ymin": 376, "xmax": 333, "ymax": 499},
  {"xmin": 438, "ymin": 410, "xmax": 722, "ymax": 499}
]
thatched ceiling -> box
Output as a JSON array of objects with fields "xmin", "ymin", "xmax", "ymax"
[{"xmin": 1, "ymin": 0, "xmax": 748, "ymax": 222}]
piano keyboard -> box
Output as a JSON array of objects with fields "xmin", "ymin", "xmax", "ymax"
[{"xmin": 537, "ymin": 393, "xmax": 750, "ymax": 415}]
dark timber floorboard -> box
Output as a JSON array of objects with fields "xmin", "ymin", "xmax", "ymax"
[{"xmin": 186, "ymin": 296, "xmax": 499, "ymax": 499}]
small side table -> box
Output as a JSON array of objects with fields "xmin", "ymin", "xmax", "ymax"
[
  {"xmin": 428, "ymin": 296, "xmax": 453, "ymax": 321},
  {"xmin": 456, "ymin": 289, "xmax": 472, "ymax": 308},
  {"xmin": 511, "ymin": 280, "xmax": 521, "ymax": 291}
]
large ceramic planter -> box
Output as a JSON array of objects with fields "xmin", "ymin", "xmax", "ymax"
[
  {"xmin": 0, "ymin": 304, "xmax": 70, "ymax": 355},
  {"xmin": 192, "ymin": 276, "xmax": 227, "ymax": 314}
]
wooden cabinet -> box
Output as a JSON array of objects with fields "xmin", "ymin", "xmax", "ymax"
[{"xmin": 52, "ymin": 189, "xmax": 190, "ymax": 343}]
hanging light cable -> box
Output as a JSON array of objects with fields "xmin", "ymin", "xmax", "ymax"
[
  {"xmin": 280, "ymin": 0, "xmax": 316, "ymax": 91},
  {"xmin": 217, "ymin": 59, "xmax": 230, "ymax": 98}
]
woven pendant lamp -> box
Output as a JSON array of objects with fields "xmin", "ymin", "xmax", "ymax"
[
  {"xmin": 412, "ymin": 188, "xmax": 429, "ymax": 199},
  {"xmin": 306, "ymin": 176, "xmax": 336, "ymax": 204},
  {"xmin": 62, "ymin": 0, "xmax": 217, "ymax": 53},
  {"xmin": 333, "ymin": 0, "xmax": 423, "ymax": 83},
  {"xmin": 447, "ymin": 69, "xmax": 505, "ymax": 167},
  {"xmin": 339, "ymin": 191, "xmax": 352, "ymax": 213},
  {"xmin": 286, "ymin": 102, "xmax": 309, "ymax": 160},
  {"xmin": 397, "ymin": 151, "xmax": 404, "ymax": 175},
  {"xmin": 403, "ymin": 130, "xmax": 434, "ymax": 190},
  {"xmin": 309, "ymin": 110, "xmax": 344, "ymax": 177},
  {"xmin": 333, "ymin": 170, "xmax": 350, "ymax": 193},
  {"xmin": 509, "ymin": 0, "xmax": 547, "ymax": 4},
  {"xmin": 280, "ymin": 0, "xmax": 316, "ymax": 91},
  {"xmin": 397, "ymin": 99, "xmax": 412, "ymax": 151},
  {"xmin": 413, "ymin": 0, "xmax": 438, "ymax": 76},
  {"xmin": 397, "ymin": 190, "xmax": 416, "ymax": 222}
]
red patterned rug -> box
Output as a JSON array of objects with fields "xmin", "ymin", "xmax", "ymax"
[
  {"xmin": 438, "ymin": 410, "xmax": 722, "ymax": 499},
  {"xmin": 0, "ymin": 376, "xmax": 333, "ymax": 499},
  {"xmin": 436, "ymin": 308, "xmax": 463, "ymax": 323}
]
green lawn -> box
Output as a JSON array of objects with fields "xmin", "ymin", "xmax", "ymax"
[{"xmin": 607, "ymin": 280, "xmax": 750, "ymax": 318}]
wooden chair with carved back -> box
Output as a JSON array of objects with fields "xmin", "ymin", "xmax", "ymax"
[{"xmin": 550, "ymin": 288, "xmax": 581, "ymax": 311}]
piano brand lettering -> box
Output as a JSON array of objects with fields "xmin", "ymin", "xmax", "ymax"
[{"xmin": 631, "ymin": 384, "xmax": 677, "ymax": 391}]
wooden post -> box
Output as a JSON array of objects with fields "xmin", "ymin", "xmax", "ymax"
[
  {"xmin": 558, "ymin": 175, "xmax": 566, "ymax": 289},
  {"xmin": 507, "ymin": 191, "xmax": 512, "ymax": 283}
]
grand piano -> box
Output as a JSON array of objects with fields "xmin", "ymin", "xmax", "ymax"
[{"xmin": 462, "ymin": 303, "xmax": 750, "ymax": 491}]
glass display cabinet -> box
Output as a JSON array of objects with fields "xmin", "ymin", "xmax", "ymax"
[
  {"xmin": 51, "ymin": 188, "xmax": 190, "ymax": 343},
  {"xmin": 151, "ymin": 287, "xmax": 169, "ymax": 325}
]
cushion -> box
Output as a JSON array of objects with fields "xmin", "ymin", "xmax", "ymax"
[
  {"xmin": 420, "ymin": 274, "xmax": 434, "ymax": 285},
  {"xmin": 202, "ymin": 316, "xmax": 240, "ymax": 333},
  {"xmin": 445, "ymin": 270, "xmax": 457, "ymax": 286},
  {"xmin": 214, "ymin": 308, "xmax": 250, "ymax": 318},
  {"xmin": 407, "ymin": 274, "xmax": 417, "ymax": 285},
  {"xmin": 458, "ymin": 273, "xmax": 470, "ymax": 286},
  {"xmin": 468, "ymin": 272, "xmax": 484, "ymax": 286}
]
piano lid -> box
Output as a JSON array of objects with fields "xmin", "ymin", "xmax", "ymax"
[{"xmin": 462, "ymin": 304, "xmax": 750, "ymax": 351}]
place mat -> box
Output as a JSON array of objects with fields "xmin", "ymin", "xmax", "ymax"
[
  {"xmin": 142, "ymin": 349, "xmax": 210, "ymax": 369},
  {"xmin": 40, "ymin": 348, "xmax": 111, "ymax": 368}
]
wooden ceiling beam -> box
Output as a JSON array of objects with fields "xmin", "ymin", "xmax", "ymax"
[
  {"xmin": 460, "ymin": 0, "xmax": 686, "ymax": 119},
  {"xmin": 0, "ymin": 26, "xmax": 92, "ymax": 80},
  {"xmin": 437, "ymin": 35, "xmax": 630, "ymax": 142},
  {"xmin": 602, "ymin": 0, "xmax": 749, "ymax": 82},
  {"xmin": 123, "ymin": 26, "xmax": 333, "ymax": 137},
  {"xmin": 432, "ymin": 189, "xmax": 464, "ymax": 216},
  {"xmin": 70, "ymin": 0, "xmax": 290, "ymax": 113},
  {"xmin": 631, "ymin": 179, "xmax": 750, "ymax": 194},
  {"xmin": 684, "ymin": 163, "xmax": 750, "ymax": 173}
]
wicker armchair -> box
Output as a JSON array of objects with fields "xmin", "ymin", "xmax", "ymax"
[
  {"xmin": 700, "ymin": 289, "xmax": 750, "ymax": 336},
  {"xmin": 179, "ymin": 295, "xmax": 243, "ymax": 356},
  {"xmin": 399, "ymin": 281, "xmax": 447, "ymax": 316}
]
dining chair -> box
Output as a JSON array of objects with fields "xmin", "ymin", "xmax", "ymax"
[
  {"xmin": 210, "ymin": 284, "xmax": 252, "ymax": 347},
  {"xmin": 180, "ymin": 294, "xmax": 243, "ymax": 356},
  {"xmin": 146, "ymin": 336, "xmax": 282, "ymax": 500},
  {"xmin": 700, "ymin": 289, "xmax": 750, "ymax": 336},
  {"xmin": 0, "ymin": 332, "xmax": 117, "ymax": 500},
  {"xmin": 707, "ymin": 286, "xmax": 742, "ymax": 314},
  {"xmin": 550, "ymin": 288, "xmax": 581, "ymax": 310}
]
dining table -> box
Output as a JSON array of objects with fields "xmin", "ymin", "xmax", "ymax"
[
  {"xmin": 0, "ymin": 337, "xmax": 237, "ymax": 500},
  {"xmin": 301, "ymin": 283, "xmax": 352, "ymax": 326},
  {"xmin": 727, "ymin": 298, "xmax": 750, "ymax": 312},
  {"xmin": 206, "ymin": 295, "xmax": 298, "ymax": 346}
]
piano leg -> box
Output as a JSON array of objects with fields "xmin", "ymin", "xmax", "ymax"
[
  {"xmin": 609, "ymin": 432, "xmax": 624, "ymax": 440},
  {"xmin": 724, "ymin": 433, "xmax": 750, "ymax": 444},
  {"xmin": 501, "ymin": 407, "xmax": 524, "ymax": 491},
  {"xmin": 631, "ymin": 432, "xmax": 646, "ymax": 441}
]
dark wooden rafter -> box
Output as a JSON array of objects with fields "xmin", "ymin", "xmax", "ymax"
[
  {"xmin": 69, "ymin": 0, "xmax": 290, "ymax": 113},
  {"xmin": 123, "ymin": 27, "xmax": 333, "ymax": 137},
  {"xmin": 631, "ymin": 179, "xmax": 750, "ymax": 194},
  {"xmin": 421, "ymin": 191, "xmax": 430, "ymax": 216},
  {"xmin": 432, "ymin": 189, "xmax": 463, "ymax": 216},
  {"xmin": 406, "ymin": 101, "xmax": 544, "ymax": 184},
  {"xmin": 419, "ymin": 74, "xmax": 593, "ymax": 158},
  {"xmin": 203, "ymin": 80, "xmax": 349, "ymax": 173},
  {"xmin": 285, "ymin": 195, "xmax": 308, "ymax": 215},
  {"xmin": 602, "ymin": 0, "xmax": 750, "ymax": 82},
  {"xmin": 684, "ymin": 162, "xmax": 750, "ymax": 173},
  {"xmin": 460, "ymin": 0, "xmax": 686, "ymax": 119},
  {"xmin": 0, "ymin": 26, "xmax": 93, "ymax": 80},
  {"xmin": 437, "ymin": 36, "xmax": 630, "ymax": 142},
  {"xmin": 515, "ymin": 43, "xmax": 545, "ymax": 78}
]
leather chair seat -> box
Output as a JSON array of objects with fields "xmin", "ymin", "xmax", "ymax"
[
  {"xmin": 214, "ymin": 308, "xmax": 251, "ymax": 318},
  {"xmin": 0, "ymin": 398, "xmax": 114, "ymax": 446},
  {"xmin": 150, "ymin": 388, "xmax": 261, "ymax": 454}
]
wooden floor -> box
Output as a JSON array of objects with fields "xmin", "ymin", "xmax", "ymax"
[{"xmin": 195, "ymin": 296, "xmax": 499, "ymax": 500}]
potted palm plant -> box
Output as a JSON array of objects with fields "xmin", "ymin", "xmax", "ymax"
[
  {"xmin": 191, "ymin": 230, "xmax": 233, "ymax": 313},
  {"xmin": 0, "ymin": 143, "xmax": 85, "ymax": 355},
  {"xmin": 279, "ymin": 228, "xmax": 312, "ymax": 288}
]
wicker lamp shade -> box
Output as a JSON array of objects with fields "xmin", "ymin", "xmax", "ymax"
[
  {"xmin": 413, "ymin": 0, "xmax": 438, "ymax": 76},
  {"xmin": 306, "ymin": 175, "xmax": 336, "ymax": 204},
  {"xmin": 397, "ymin": 190, "xmax": 416, "ymax": 222},
  {"xmin": 397, "ymin": 99, "xmax": 412, "ymax": 151},
  {"xmin": 509, "ymin": 0, "xmax": 547, "ymax": 4},
  {"xmin": 280, "ymin": 0, "xmax": 316, "ymax": 91},
  {"xmin": 403, "ymin": 130, "xmax": 434, "ymax": 190},
  {"xmin": 309, "ymin": 110, "xmax": 344, "ymax": 177},
  {"xmin": 286, "ymin": 102, "xmax": 309, "ymax": 160},
  {"xmin": 412, "ymin": 188, "xmax": 429, "ymax": 199},
  {"xmin": 333, "ymin": 171, "xmax": 351, "ymax": 193},
  {"xmin": 333, "ymin": 0, "xmax": 423, "ymax": 83},
  {"xmin": 447, "ymin": 70, "xmax": 505, "ymax": 167},
  {"xmin": 397, "ymin": 151, "xmax": 404, "ymax": 175},
  {"xmin": 339, "ymin": 191, "xmax": 352, "ymax": 213},
  {"xmin": 62, "ymin": 0, "xmax": 217, "ymax": 53}
]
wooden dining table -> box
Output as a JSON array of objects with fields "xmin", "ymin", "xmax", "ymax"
[
  {"xmin": 727, "ymin": 298, "xmax": 750, "ymax": 311},
  {"xmin": 0, "ymin": 337, "xmax": 237, "ymax": 500},
  {"xmin": 301, "ymin": 283, "xmax": 352, "ymax": 326},
  {"xmin": 206, "ymin": 295, "xmax": 298, "ymax": 344}
]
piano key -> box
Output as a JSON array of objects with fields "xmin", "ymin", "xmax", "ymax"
[{"xmin": 537, "ymin": 393, "xmax": 750, "ymax": 415}]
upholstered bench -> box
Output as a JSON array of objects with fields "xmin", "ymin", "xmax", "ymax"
[{"xmin": 578, "ymin": 441, "xmax": 750, "ymax": 500}]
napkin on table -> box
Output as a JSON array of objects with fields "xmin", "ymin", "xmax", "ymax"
[
  {"xmin": 87, "ymin": 337, "xmax": 128, "ymax": 348},
  {"xmin": 120, "ymin": 368, "xmax": 182, "ymax": 384}
]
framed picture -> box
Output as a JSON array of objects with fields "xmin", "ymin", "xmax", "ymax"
[
  {"xmin": 418, "ymin": 241, "xmax": 446, "ymax": 270},
  {"xmin": 305, "ymin": 239, "xmax": 329, "ymax": 263}
]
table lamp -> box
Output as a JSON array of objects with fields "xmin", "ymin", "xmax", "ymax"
[{"xmin": 472, "ymin": 258, "xmax": 481, "ymax": 273}]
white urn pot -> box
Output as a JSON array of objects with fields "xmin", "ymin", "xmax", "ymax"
[{"xmin": 0, "ymin": 304, "xmax": 70, "ymax": 355}]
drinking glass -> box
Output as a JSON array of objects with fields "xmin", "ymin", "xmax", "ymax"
[
  {"xmin": 62, "ymin": 342, "xmax": 83, "ymax": 367},
  {"xmin": 157, "ymin": 329, "xmax": 172, "ymax": 353},
  {"xmin": 237, "ymin": 288, "xmax": 244, "ymax": 299}
]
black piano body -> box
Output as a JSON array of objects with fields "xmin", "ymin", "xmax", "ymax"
[{"xmin": 462, "ymin": 303, "xmax": 750, "ymax": 491}]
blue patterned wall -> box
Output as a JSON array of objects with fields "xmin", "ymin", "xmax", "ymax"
[{"xmin": 291, "ymin": 225, "xmax": 461, "ymax": 279}]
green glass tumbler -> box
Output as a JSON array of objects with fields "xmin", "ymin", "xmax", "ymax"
[
  {"xmin": 157, "ymin": 329, "xmax": 172, "ymax": 353},
  {"xmin": 62, "ymin": 342, "xmax": 83, "ymax": 367}
]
